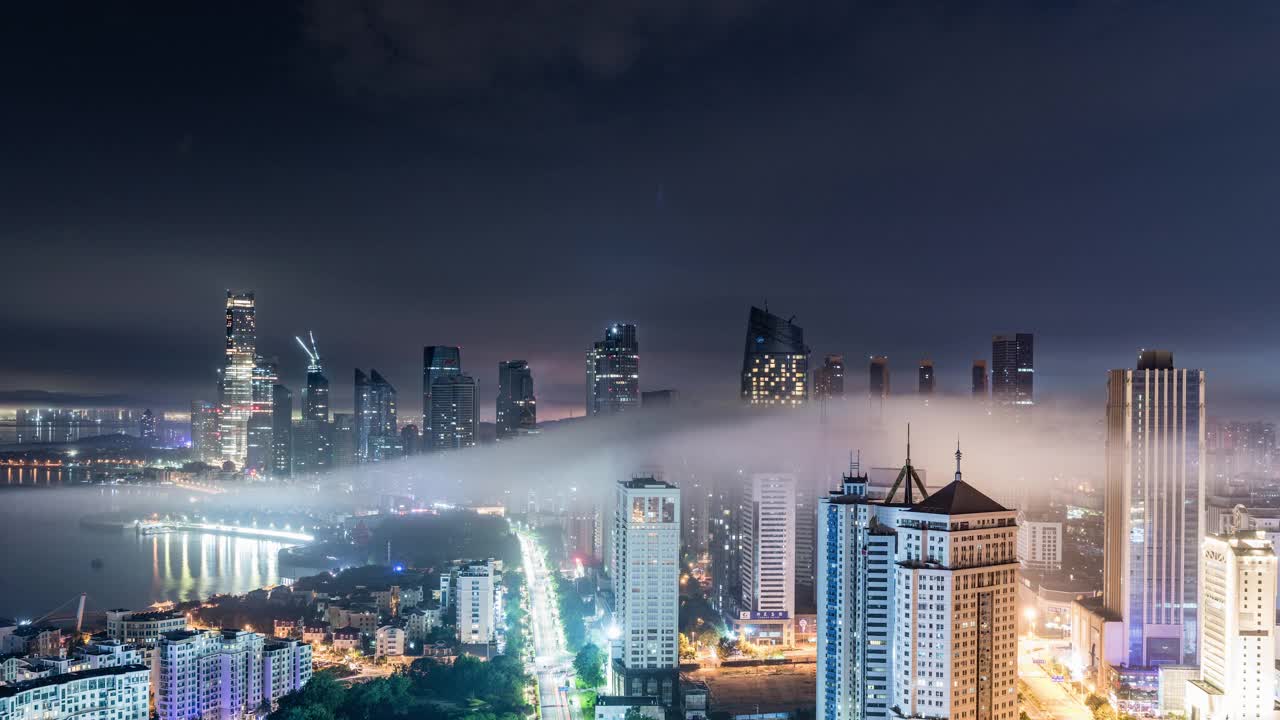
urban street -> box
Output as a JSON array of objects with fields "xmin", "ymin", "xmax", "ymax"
[{"xmin": 519, "ymin": 529, "xmax": 576, "ymax": 720}]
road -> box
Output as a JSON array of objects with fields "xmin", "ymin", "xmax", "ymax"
[
  {"xmin": 1018, "ymin": 637, "xmax": 1091, "ymax": 720},
  {"xmin": 519, "ymin": 531, "xmax": 575, "ymax": 720}
]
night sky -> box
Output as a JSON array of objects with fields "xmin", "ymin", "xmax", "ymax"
[{"xmin": 3, "ymin": 1, "xmax": 1280, "ymax": 420}]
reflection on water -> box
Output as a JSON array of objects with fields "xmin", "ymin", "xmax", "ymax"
[{"xmin": 0, "ymin": 488, "xmax": 294, "ymax": 619}]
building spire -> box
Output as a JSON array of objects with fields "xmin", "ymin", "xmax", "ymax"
[
  {"xmin": 885, "ymin": 424, "xmax": 929, "ymax": 505},
  {"xmin": 954, "ymin": 437, "xmax": 963, "ymax": 483}
]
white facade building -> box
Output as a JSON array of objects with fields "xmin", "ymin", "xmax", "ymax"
[
  {"xmin": 1015, "ymin": 515, "xmax": 1062, "ymax": 572},
  {"xmin": 0, "ymin": 665, "xmax": 149, "ymax": 720},
  {"xmin": 737, "ymin": 473, "xmax": 796, "ymax": 645},
  {"xmin": 374, "ymin": 627, "xmax": 405, "ymax": 658},
  {"xmin": 819, "ymin": 446, "xmax": 1019, "ymax": 720},
  {"xmin": 457, "ymin": 561, "xmax": 499, "ymax": 646},
  {"xmin": 1186, "ymin": 531, "xmax": 1278, "ymax": 720},
  {"xmin": 157, "ymin": 629, "xmax": 311, "ymax": 720},
  {"xmin": 609, "ymin": 476, "xmax": 680, "ymax": 705}
]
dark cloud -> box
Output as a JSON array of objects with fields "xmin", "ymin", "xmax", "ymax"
[{"xmin": 302, "ymin": 0, "xmax": 766, "ymax": 95}]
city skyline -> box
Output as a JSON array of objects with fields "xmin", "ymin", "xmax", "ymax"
[{"xmin": 7, "ymin": 4, "xmax": 1280, "ymax": 421}]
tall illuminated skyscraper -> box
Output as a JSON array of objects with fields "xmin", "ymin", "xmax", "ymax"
[
  {"xmin": 428, "ymin": 374, "xmax": 478, "ymax": 451},
  {"xmin": 991, "ymin": 333, "xmax": 1034, "ymax": 409},
  {"xmin": 294, "ymin": 332, "xmax": 330, "ymax": 474},
  {"xmin": 737, "ymin": 473, "xmax": 796, "ymax": 645},
  {"xmin": 190, "ymin": 400, "xmax": 220, "ymax": 464},
  {"xmin": 355, "ymin": 369, "xmax": 398, "ymax": 462},
  {"xmin": 246, "ymin": 356, "xmax": 277, "ymax": 475},
  {"xmin": 496, "ymin": 360, "xmax": 536, "ymax": 440},
  {"xmin": 218, "ymin": 290, "xmax": 256, "ymax": 468},
  {"xmin": 1104, "ymin": 350, "xmax": 1205, "ymax": 668},
  {"xmin": 423, "ymin": 346, "xmax": 462, "ymax": 444},
  {"xmin": 611, "ymin": 476, "xmax": 680, "ymax": 704},
  {"xmin": 587, "ymin": 323, "xmax": 639, "ymax": 415},
  {"xmin": 813, "ymin": 354, "xmax": 845, "ymax": 400},
  {"xmin": 271, "ymin": 383, "xmax": 292, "ymax": 477},
  {"xmin": 741, "ymin": 306, "xmax": 809, "ymax": 406}
]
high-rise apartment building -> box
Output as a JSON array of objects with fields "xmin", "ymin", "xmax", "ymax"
[
  {"xmin": 190, "ymin": 401, "xmax": 219, "ymax": 464},
  {"xmin": 456, "ymin": 561, "xmax": 500, "ymax": 646},
  {"xmin": 271, "ymin": 384, "xmax": 292, "ymax": 477},
  {"xmin": 741, "ymin": 306, "xmax": 809, "ymax": 406},
  {"xmin": 218, "ymin": 291, "xmax": 256, "ymax": 468},
  {"xmin": 422, "ymin": 346, "xmax": 462, "ymax": 443},
  {"xmin": 869, "ymin": 357, "xmax": 890, "ymax": 400},
  {"xmin": 157, "ymin": 629, "xmax": 310, "ymax": 720},
  {"xmin": 1103, "ymin": 350, "xmax": 1206, "ymax": 668},
  {"xmin": 991, "ymin": 334, "xmax": 1034, "ymax": 410},
  {"xmin": 354, "ymin": 369, "xmax": 398, "ymax": 462},
  {"xmin": 737, "ymin": 474, "xmax": 796, "ymax": 645},
  {"xmin": 1016, "ymin": 514, "xmax": 1062, "ymax": 572},
  {"xmin": 611, "ymin": 477, "xmax": 680, "ymax": 704},
  {"xmin": 818, "ymin": 446, "xmax": 1018, "ymax": 720},
  {"xmin": 587, "ymin": 324, "xmax": 640, "ymax": 416},
  {"xmin": 428, "ymin": 374, "xmax": 478, "ymax": 451},
  {"xmin": 813, "ymin": 354, "xmax": 845, "ymax": 401},
  {"xmin": 294, "ymin": 333, "xmax": 330, "ymax": 474},
  {"xmin": 972, "ymin": 360, "xmax": 988, "ymax": 398},
  {"xmin": 496, "ymin": 360, "xmax": 537, "ymax": 440},
  {"xmin": 918, "ymin": 360, "xmax": 934, "ymax": 397},
  {"xmin": 1185, "ymin": 531, "xmax": 1277, "ymax": 720}
]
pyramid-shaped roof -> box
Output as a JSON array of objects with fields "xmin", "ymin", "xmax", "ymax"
[{"xmin": 908, "ymin": 478, "xmax": 1008, "ymax": 516}]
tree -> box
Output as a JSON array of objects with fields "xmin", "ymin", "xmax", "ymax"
[
  {"xmin": 573, "ymin": 643, "xmax": 607, "ymax": 688},
  {"xmin": 1084, "ymin": 694, "xmax": 1107, "ymax": 712},
  {"xmin": 678, "ymin": 633, "xmax": 696, "ymax": 660},
  {"xmin": 624, "ymin": 707, "xmax": 652, "ymax": 720}
]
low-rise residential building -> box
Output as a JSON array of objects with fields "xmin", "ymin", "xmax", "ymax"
[
  {"xmin": 374, "ymin": 627, "xmax": 405, "ymax": 658},
  {"xmin": 301, "ymin": 624, "xmax": 329, "ymax": 647},
  {"xmin": 595, "ymin": 696, "xmax": 663, "ymax": 720},
  {"xmin": 404, "ymin": 608, "xmax": 440, "ymax": 643},
  {"xmin": 331, "ymin": 628, "xmax": 362, "ymax": 653}
]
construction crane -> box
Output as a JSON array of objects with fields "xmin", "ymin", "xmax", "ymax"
[{"xmin": 294, "ymin": 331, "xmax": 322, "ymax": 372}]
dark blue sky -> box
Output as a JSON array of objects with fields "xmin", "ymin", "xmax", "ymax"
[{"xmin": 2, "ymin": 1, "xmax": 1279, "ymax": 420}]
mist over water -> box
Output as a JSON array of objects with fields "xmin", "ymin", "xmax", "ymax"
[{"xmin": 0, "ymin": 396, "xmax": 1104, "ymax": 620}]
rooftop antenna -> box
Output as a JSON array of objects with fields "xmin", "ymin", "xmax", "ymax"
[
  {"xmin": 954, "ymin": 437, "xmax": 963, "ymax": 483},
  {"xmin": 885, "ymin": 423, "xmax": 929, "ymax": 505}
]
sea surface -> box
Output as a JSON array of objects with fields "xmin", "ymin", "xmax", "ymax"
[{"xmin": 0, "ymin": 480, "xmax": 295, "ymax": 621}]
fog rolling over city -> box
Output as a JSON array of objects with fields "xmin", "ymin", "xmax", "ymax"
[{"xmin": 309, "ymin": 395, "xmax": 1103, "ymax": 510}]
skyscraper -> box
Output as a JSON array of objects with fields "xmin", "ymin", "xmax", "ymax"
[
  {"xmin": 271, "ymin": 384, "xmax": 292, "ymax": 477},
  {"xmin": 422, "ymin": 346, "xmax": 462, "ymax": 445},
  {"xmin": 818, "ymin": 445, "xmax": 1018, "ymax": 720},
  {"xmin": 869, "ymin": 356, "xmax": 890, "ymax": 399},
  {"xmin": 218, "ymin": 291, "xmax": 256, "ymax": 468},
  {"xmin": 587, "ymin": 323, "xmax": 640, "ymax": 415},
  {"xmin": 917, "ymin": 359, "xmax": 934, "ymax": 396},
  {"xmin": 246, "ymin": 357, "xmax": 277, "ymax": 475},
  {"xmin": 330, "ymin": 413, "xmax": 356, "ymax": 468},
  {"xmin": 140, "ymin": 409, "xmax": 158, "ymax": 443},
  {"xmin": 991, "ymin": 333, "xmax": 1034, "ymax": 409},
  {"xmin": 741, "ymin": 306, "xmax": 810, "ymax": 406},
  {"xmin": 355, "ymin": 369, "xmax": 398, "ymax": 462},
  {"xmin": 1104, "ymin": 350, "xmax": 1205, "ymax": 668},
  {"xmin": 496, "ymin": 360, "xmax": 536, "ymax": 440},
  {"xmin": 737, "ymin": 474, "xmax": 796, "ymax": 645},
  {"xmin": 294, "ymin": 333, "xmax": 330, "ymax": 474},
  {"xmin": 611, "ymin": 476, "xmax": 680, "ymax": 704},
  {"xmin": 813, "ymin": 354, "xmax": 845, "ymax": 400},
  {"xmin": 190, "ymin": 401, "xmax": 219, "ymax": 464},
  {"xmin": 972, "ymin": 359, "xmax": 988, "ymax": 398},
  {"xmin": 428, "ymin": 374, "xmax": 478, "ymax": 451},
  {"xmin": 1186, "ymin": 531, "xmax": 1277, "ymax": 720}
]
